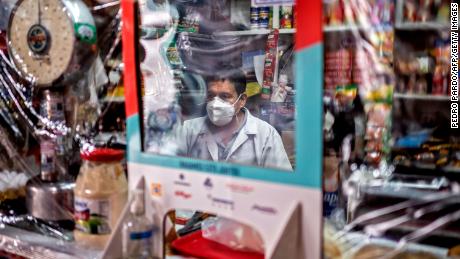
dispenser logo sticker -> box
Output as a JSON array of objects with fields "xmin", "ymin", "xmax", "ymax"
[
  {"xmin": 175, "ymin": 190, "xmax": 192, "ymax": 199},
  {"xmin": 150, "ymin": 182, "xmax": 163, "ymax": 197},
  {"xmin": 208, "ymin": 195, "xmax": 234, "ymax": 210},
  {"xmin": 226, "ymin": 183, "xmax": 254, "ymax": 194},
  {"xmin": 174, "ymin": 173, "xmax": 191, "ymax": 187},
  {"xmin": 252, "ymin": 204, "xmax": 277, "ymax": 215},
  {"xmin": 204, "ymin": 177, "xmax": 213, "ymax": 189}
]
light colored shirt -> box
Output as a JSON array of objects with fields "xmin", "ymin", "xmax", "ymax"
[
  {"xmin": 178, "ymin": 108, "xmax": 292, "ymax": 171},
  {"xmin": 215, "ymin": 109, "xmax": 248, "ymax": 161}
]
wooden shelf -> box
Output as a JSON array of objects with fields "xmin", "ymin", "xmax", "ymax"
[
  {"xmin": 102, "ymin": 96, "xmax": 125, "ymax": 103},
  {"xmin": 395, "ymin": 22, "xmax": 450, "ymax": 30},
  {"xmin": 324, "ymin": 24, "xmax": 368, "ymax": 32},
  {"xmin": 214, "ymin": 28, "xmax": 295, "ymax": 36},
  {"xmin": 324, "ymin": 22, "xmax": 448, "ymax": 33},
  {"xmin": 323, "ymin": 24, "xmax": 392, "ymax": 33}
]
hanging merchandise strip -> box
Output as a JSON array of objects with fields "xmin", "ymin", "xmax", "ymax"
[{"xmin": 0, "ymin": 0, "xmax": 125, "ymax": 257}]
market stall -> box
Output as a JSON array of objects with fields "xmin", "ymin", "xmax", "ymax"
[
  {"xmin": 0, "ymin": 0, "xmax": 126, "ymax": 257},
  {"xmin": 0, "ymin": 0, "xmax": 456, "ymax": 258},
  {"xmin": 322, "ymin": 0, "xmax": 460, "ymax": 258}
]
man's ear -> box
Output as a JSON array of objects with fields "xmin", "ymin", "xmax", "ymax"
[{"xmin": 239, "ymin": 93, "xmax": 248, "ymax": 108}]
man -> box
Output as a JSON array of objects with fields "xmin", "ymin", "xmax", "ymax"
[{"xmin": 178, "ymin": 71, "xmax": 292, "ymax": 171}]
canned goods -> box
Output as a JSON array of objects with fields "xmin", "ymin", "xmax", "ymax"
[
  {"xmin": 281, "ymin": 14, "xmax": 292, "ymax": 29},
  {"xmin": 250, "ymin": 7, "xmax": 259, "ymax": 29},
  {"xmin": 259, "ymin": 20, "xmax": 269, "ymax": 29},
  {"xmin": 250, "ymin": 7, "xmax": 259, "ymax": 18},
  {"xmin": 258, "ymin": 7, "xmax": 269, "ymax": 29},
  {"xmin": 280, "ymin": 6, "xmax": 293, "ymax": 29},
  {"xmin": 259, "ymin": 7, "xmax": 269, "ymax": 19},
  {"xmin": 40, "ymin": 89, "xmax": 65, "ymax": 122}
]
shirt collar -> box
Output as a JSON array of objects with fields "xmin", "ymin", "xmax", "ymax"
[{"xmin": 200, "ymin": 107, "xmax": 257, "ymax": 135}]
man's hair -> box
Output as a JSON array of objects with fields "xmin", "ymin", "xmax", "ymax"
[{"xmin": 205, "ymin": 70, "xmax": 247, "ymax": 96}]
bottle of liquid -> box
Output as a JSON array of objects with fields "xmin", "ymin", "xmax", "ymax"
[
  {"xmin": 122, "ymin": 189, "xmax": 156, "ymax": 259},
  {"xmin": 271, "ymin": 74, "xmax": 290, "ymax": 102}
]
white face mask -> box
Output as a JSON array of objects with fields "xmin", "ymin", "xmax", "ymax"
[{"xmin": 206, "ymin": 95, "xmax": 241, "ymax": 127}]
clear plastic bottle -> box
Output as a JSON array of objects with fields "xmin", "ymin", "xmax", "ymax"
[{"xmin": 122, "ymin": 189, "xmax": 156, "ymax": 259}]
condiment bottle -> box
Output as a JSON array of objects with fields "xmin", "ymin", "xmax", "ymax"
[{"xmin": 74, "ymin": 148, "xmax": 128, "ymax": 250}]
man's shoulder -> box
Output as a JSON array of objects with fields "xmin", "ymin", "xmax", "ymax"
[
  {"xmin": 246, "ymin": 112, "xmax": 278, "ymax": 135},
  {"xmin": 183, "ymin": 116, "xmax": 207, "ymax": 132},
  {"xmin": 184, "ymin": 116, "xmax": 207, "ymax": 125}
]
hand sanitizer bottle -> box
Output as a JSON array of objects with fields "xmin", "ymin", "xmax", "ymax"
[{"xmin": 122, "ymin": 189, "xmax": 155, "ymax": 259}]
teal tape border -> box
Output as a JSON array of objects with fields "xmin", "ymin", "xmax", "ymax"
[{"xmin": 127, "ymin": 43, "xmax": 323, "ymax": 189}]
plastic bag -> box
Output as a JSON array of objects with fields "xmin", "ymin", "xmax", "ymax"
[{"xmin": 201, "ymin": 217, "xmax": 264, "ymax": 253}]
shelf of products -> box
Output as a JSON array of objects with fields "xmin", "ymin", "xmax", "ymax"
[
  {"xmin": 214, "ymin": 28, "xmax": 295, "ymax": 36},
  {"xmin": 323, "ymin": 0, "xmax": 459, "ymax": 258},
  {"xmin": 0, "ymin": 0, "xmax": 129, "ymax": 256}
]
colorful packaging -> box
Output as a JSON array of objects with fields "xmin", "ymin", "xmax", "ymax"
[
  {"xmin": 261, "ymin": 29, "xmax": 279, "ymax": 99},
  {"xmin": 280, "ymin": 6, "xmax": 293, "ymax": 29},
  {"xmin": 259, "ymin": 7, "xmax": 270, "ymax": 29},
  {"xmin": 250, "ymin": 6, "xmax": 260, "ymax": 29}
]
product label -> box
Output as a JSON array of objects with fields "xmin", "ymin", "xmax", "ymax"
[
  {"xmin": 323, "ymin": 191, "xmax": 339, "ymax": 217},
  {"xmin": 74, "ymin": 23, "xmax": 97, "ymax": 44},
  {"xmin": 55, "ymin": 134, "xmax": 66, "ymax": 156},
  {"xmin": 127, "ymin": 228, "xmax": 156, "ymax": 256},
  {"xmin": 129, "ymin": 230, "xmax": 153, "ymax": 240},
  {"xmin": 74, "ymin": 197, "xmax": 111, "ymax": 235},
  {"xmin": 40, "ymin": 140, "xmax": 56, "ymax": 174},
  {"xmin": 40, "ymin": 94, "xmax": 65, "ymax": 122}
]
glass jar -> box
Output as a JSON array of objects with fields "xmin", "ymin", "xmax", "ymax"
[{"xmin": 74, "ymin": 148, "xmax": 128, "ymax": 250}]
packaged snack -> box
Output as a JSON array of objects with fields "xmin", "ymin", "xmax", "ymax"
[
  {"xmin": 261, "ymin": 29, "xmax": 279, "ymax": 99},
  {"xmin": 280, "ymin": 6, "xmax": 293, "ymax": 29}
]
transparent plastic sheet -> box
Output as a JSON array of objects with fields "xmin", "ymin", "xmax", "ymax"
[
  {"xmin": 139, "ymin": 0, "xmax": 296, "ymax": 171},
  {"xmin": 0, "ymin": 0, "xmax": 126, "ymax": 257},
  {"xmin": 201, "ymin": 216, "xmax": 265, "ymax": 253},
  {"xmin": 322, "ymin": 0, "xmax": 456, "ymax": 258},
  {"xmin": 136, "ymin": 1, "xmax": 297, "ymax": 258}
]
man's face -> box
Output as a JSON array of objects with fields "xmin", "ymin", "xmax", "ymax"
[{"xmin": 207, "ymin": 79, "xmax": 247, "ymax": 111}]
